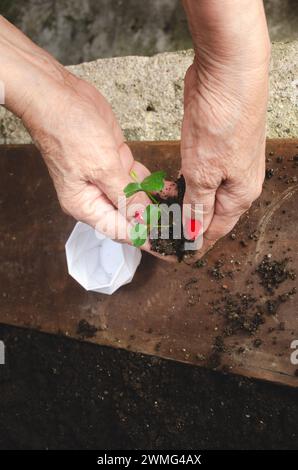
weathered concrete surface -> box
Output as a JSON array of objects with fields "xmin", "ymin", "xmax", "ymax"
[
  {"xmin": 268, "ymin": 41, "xmax": 298, "ymax": 138},
  {"xmin": 2, "ymin": 0, "xmax": 297, "ymax": 65},
  {"xmin": 0, "ymin": 41, "xmax": 297, "ymax": 144}
]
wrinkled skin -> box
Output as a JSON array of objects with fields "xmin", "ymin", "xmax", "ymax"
[
  {"xmin": 0, "ymin": 1, "xmax": 271, "ymax": 261},
  {"xmin": 22, "ymin": 77, "xmax": 153, "ymax": 246},
  {"xmin": 181, "ymin": 58, "xmax": 269, "ymax": 256},
  {"xmin": 181, "ymin": 0, "xmax": 271, "ymax": 257}
]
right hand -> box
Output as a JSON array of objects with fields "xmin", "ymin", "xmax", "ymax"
[
  {"xmin": 0, "ymin": 15, "xmax": 169, "ymax": 255},
  {"xmin": 22, "ymin": 74, "xmax": 154, "ymax": 246},
  {"xmin": 0, "ymin": 16, "xmax": 157, "ymax": 249}
]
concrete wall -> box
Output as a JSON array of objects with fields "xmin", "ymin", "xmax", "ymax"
[
  {"xmin": 0, "ymin": 41, "xmax": 297, "ymax": 144},
  {"xmin": 0, "ymin": 1, "xmax": 297, "ymax": 143},
  {"xmin": 2, "ymin": 0, "xmax": 298, "ymax": 65}
]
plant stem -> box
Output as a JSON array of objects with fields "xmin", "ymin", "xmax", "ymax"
[{"xmin": 145, "ymin": 191, "xmax": 159, "ymax": 205}]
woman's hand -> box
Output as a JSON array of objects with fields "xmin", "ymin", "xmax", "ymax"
[
  {"xmin": 22, "ymin": 77, "xmax": 153, "ymax": 244},
  {"xmin": 181, "ymin": 0, "xmax": 271, "ymax": 255},
  {"xmin": 0, "ymin": 15, "xmax": 162, "ymax": 256}
]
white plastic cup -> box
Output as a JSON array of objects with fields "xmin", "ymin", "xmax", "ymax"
[{"xmin": 65, "ymin": 222, "xmax": 142, "ymax": 295}]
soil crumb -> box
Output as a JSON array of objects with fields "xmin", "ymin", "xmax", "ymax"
[
  {"xmin": 76, "ymin": 319, "xmax": 98, "ymax": 339},
  {"xmin": 256, "ymin": 256, "xmax": 296, "ymax": 293},
  {"xmin": 211, "ymin": 293, "xmax": 264, "ymax": 337}
]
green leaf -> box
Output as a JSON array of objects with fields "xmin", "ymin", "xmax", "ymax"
[
  {"xmin": 124, "ymin": 182, "xmax": 141, "ymax": 198},
  {"xmin": 130, "ymin": 223, "xmax": 147, "ymax": 247},
  {"xmin": 143, "ymin": 204, "xmax": 161, "ymax": 226},
  {"xmin": 140, "ymin": 171, "xmax": 166, "ymax": 193}
]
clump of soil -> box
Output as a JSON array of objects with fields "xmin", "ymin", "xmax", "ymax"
[
  {"xmin": 209, "ymin": 259, "xmax": 225, "ymax": 280},
  {"xmin": 193, "ymin": 259, "xmax": 208, "ymax": 269},
  {"xmin": 76, "ymin": 319, "xmax": 98, "ymax": 339},
  {"xmin": 150, "ymin": 175, "xmax": 195, "ymax": 261},
  {"xmin": 265, "ymin": 168, "xmax": 274, "ymax": 179},
  {"xmin": 208, "ymin": 335, "xmax": 226, "ymax": 369},
  {"xmin": 265, "ymin": 298, "xmax": 280, "ymax": 315},
  {"xmin": 256, "ymin": 256, "xmax": 296, "ymax": 293},
  {"xmin": 253, "ymin": 338, "xmax": 262, "ymax": 348},
  {"xmin": 211, "ymin": 293, "xmax": 264, "ymax": 337},
  {"xmin": 264, "ymin": 288, "xmax": 296, "ymax": 315}
]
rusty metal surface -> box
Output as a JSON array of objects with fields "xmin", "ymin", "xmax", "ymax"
[{"xmin": 0, "ymin": 140, "xmax": 298, "ymax": 387}]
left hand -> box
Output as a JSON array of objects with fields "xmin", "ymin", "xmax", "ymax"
[{"xmin": 180, "ymin": 0, "xmax": 271, "ymax": 256}]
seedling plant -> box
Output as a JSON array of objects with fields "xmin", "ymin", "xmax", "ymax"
[{"xmin": 124, "ymin": 170, "xmax": 167, "ymax": 247}]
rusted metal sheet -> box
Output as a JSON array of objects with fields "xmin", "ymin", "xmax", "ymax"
[{"xmin": 0, "ymin": 140, "xmax": 297, "ymax": 387}]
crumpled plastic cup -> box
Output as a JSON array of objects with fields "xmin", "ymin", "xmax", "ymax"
[{"xmin": 65, "ymin": 222, "xmax": 142, "ymax": 295}]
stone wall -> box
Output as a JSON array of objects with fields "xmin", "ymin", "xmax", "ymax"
[
  {"xmin": 0, "ymin": 41, "xmax": 297, "ymax": 144},
  {"xmin": 1, "ymin": 0, "xmax": 298, "ymax": 65}
]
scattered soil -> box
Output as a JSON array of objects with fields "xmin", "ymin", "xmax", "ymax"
[
  {"xmin": 265, "ymin": 288, "xmax": 296, "ymax": 315},
  {"xmin": 209, "ymin": 259, "xmax": 225, "ymax": 280},
  {"xmin": 193, "ymin": 259, "xmax": 208, "ymax": 269},
  {"xmin": 208, "ymin": 255, "xmax": 296, "ymax": 368},
  {"xmin": 211, "ymin": 293, "xmax": 264, "ymax": 337},
  {"xmin": 265, "ymin": 168, "xmax": 274, "ymax": 179},
  {"xmin": 253, "ymin": 338, "xmax": 263, "ymax": 348},
  {"xmin": 256, "ymin": 256, "xmax": 296, "ymax": 293},
  {"xmin": 184, "ymin": 277, "xmax": 198, "ymax": 289},
  {"xmin": 208, "ymin": 335, "xmax": 226, "ymax": 369},
  {"xmin": 76, "ymin": 319, "xmax": 98, "ymax": 339}
]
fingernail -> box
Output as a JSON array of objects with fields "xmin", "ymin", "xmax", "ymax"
[
  {"xmin": 134, "ymin": 209, "xmax": 145, "ymax": 223},
  {"xmin": 185, "ymin": 217, "xmax": 202, "ymax": 241}
]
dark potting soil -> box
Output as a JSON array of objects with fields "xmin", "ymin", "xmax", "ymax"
[
  {"xmin": 0, "ymin": 323, "xmax": 298, "ymax": 450},
  {"xmin": 256, "ymin": 256, "xmax": 296, "ymax": 293},
  {"xmin": 76, "ymin": 319, "xmax": 98, "ymax": 339},
  {"xmin": 150, "ymin": 175, "xmax": 195, "ymax": 260},
  {"xmin": 205, "ymin": 255, "xmax": 297, "ymax": 369}
]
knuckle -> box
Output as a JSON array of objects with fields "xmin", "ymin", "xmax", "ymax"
[
  {"xmin": 230, "ymin": 181, "xmax": 263, "ymax": 214},
  {"xmin": 184, "ymin": 189, "xmax": 213, "ymax": 214},
  {"xmin": 58, "ymin": 197, "xmax": 71, "ymax": 216},
  {"xmin": 251, "ymin": 182, "xmax": 263, "ymax": 201},
  {"xmin": 205, "ymin": 229, "xmax": 221, "ymax": 242},
  {"xmin": 239, "ymin": 183, "xmax": 263, "ymax": 210},
  {"xmin": 183, "ymin": 162, "xmax": 222, "ymax": 194},
  {"xmin": 200, "ymin": 200, "xmax": 214, "ymax": 215},
  {"xmin": 59, "ymin": 195, "xmax": 83, "ymax": 220},
  {"xmin": 238, "ymin": 196, "xmax": 253, "ymax": 212}
]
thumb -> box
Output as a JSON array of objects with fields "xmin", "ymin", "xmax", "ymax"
[{"xmin": 100, "ymin": 169, "xmax": 151, "ymax": 223}]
